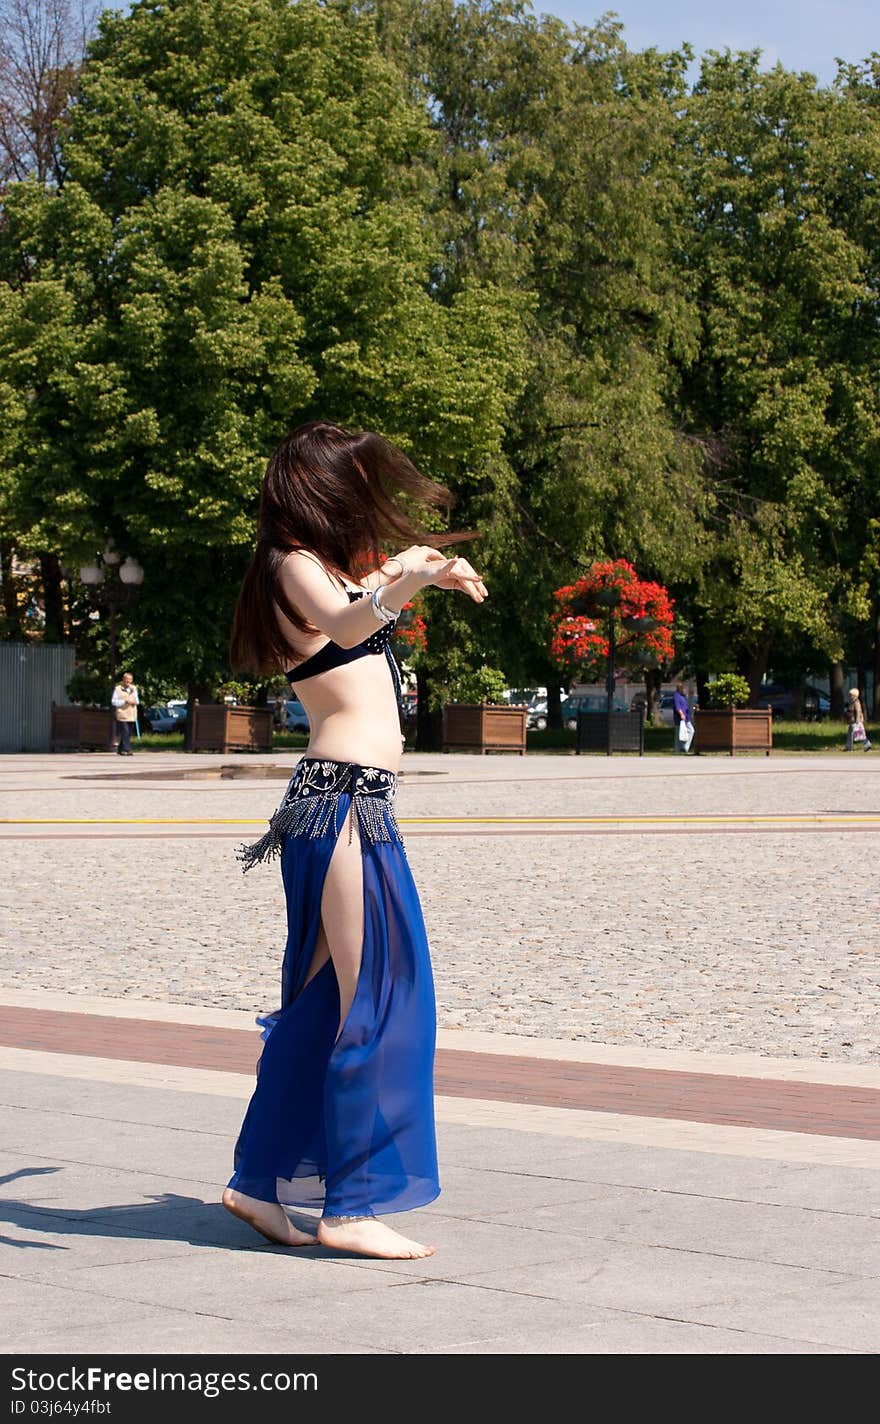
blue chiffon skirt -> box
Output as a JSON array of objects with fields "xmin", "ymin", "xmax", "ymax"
[{"xmin": 227, "ymin": 758, "xmax": 439, "ymax": 1218}]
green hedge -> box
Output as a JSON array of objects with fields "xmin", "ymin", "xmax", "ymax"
[{"xmin": 129, "ymin": 721, "xmax": 873, "ymax": 755}]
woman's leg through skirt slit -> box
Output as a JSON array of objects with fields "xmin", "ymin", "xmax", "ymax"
[
  {"xmin": 227, "ymin": 786, "xmax": 440, "ymax": 1219},
  {"xmin": 309, "ymin": 806, "xmax": 364, "ymax": 1039}
]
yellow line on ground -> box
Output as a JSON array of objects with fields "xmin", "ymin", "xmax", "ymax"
[
  {"xmin": 2, "ymin": 815, "xmax": 880, "ymax": 827},
  {"xmin": 408, "ymin": 814, "xmax": 880, "ymax": 824},
  {"xmin": 0, "ymin": 818, "xmax": 265, "ymax": 825}
]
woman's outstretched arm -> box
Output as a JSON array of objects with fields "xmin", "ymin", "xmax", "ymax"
[{"xmin": 277, "ymin": 547, "xmax": 460, "ymax": 650}]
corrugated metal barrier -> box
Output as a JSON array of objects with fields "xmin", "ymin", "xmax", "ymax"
[{"xmin": 0, "ymin": 643, "xmax": 76, "ymax": 752}]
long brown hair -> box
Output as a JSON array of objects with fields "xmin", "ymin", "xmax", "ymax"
[{"xmin": 230, "ymin": 421, "xmax": 470, "ymax": 674}]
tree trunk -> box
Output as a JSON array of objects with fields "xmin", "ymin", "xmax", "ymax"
[
  {"xmin": 865, "ymin": 598, "xmax": 871, "ymax": 717},
  {"xmin": 415, "ymin": 667, "xmax": 441, "ymax": 751},
  {"xmin": 38, "ymin": 553, "xmax": 65, "ymax": 642},
  {"xmin": 856, "ymin": 653, "xmax": 867, "ymax": 714},
  {"xmin": 854, "ymin": 615, "xmax": 871, "ymax": 719},
  {"xmin": 744, "ymin": 636, "xmax": 773, "ymax": 705},
  {"xmin": 0, "ymin": 539, "xmax": 22, "ymax": 636},
  {"xmin": 829, "ymin": 660, "xmax": 845, "ymax": 718},
  {"xmin": 546, "ymin": 679, "xmax": 562, "ymax": 731},
  {"xmin": 689, "ymin": 603, "xmax": 710, "ymax": 712},
  {"xmin": 645, "ymin": 666, "xmax": 662, "ymax": 724}
]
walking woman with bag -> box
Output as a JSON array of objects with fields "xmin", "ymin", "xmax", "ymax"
[
  {"xmin": 222, "ymin": 421, "xmax": 486, "ymax": 1261},
  {"xmin": 845, "ymin": 687, "xmax": 873, "ymax": 752},
  {"xmin": 673, "ymin": 680, "xmax": 694, "ymax": 754}
]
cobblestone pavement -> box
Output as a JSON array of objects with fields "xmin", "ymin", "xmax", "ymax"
[{"xmin": 2, "ymin": 753, "xmax": 879, "ymax": 1064}]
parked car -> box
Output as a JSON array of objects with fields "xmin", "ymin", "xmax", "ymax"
[
  {"xmin": 283, "ymin": 698, "xmax": 310, "ymax": 733},
  {"xmin": 628, "ymin": 692, "xmax": 686, "ymax": 726},
  {"xmin": 143, "ymin": 705, "xmax": 183, "ymax": 734},
  {"xmin": 561, "ymin": 693, "xmax": 628, "ymax": 730},
  {"xmin": 754, "ymin": 683, "xmax": 830, "ymax": 721},
  {"xmin": 527, "ymin": 694, "xmax": 630, "ymax": 731},
  {"xmin": 506, "ymin": 687, "xmax": 545, "ymax": 707},
  {"xmin": 657, "ymin": 692, "xmax": 676, "ymax": 726}
]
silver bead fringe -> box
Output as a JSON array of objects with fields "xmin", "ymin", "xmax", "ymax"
[{"xmin": 236, "ymin": 758, "xmax": 403, "ymax": 873}]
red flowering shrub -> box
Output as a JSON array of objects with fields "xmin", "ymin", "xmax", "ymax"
[
  {"xmin": 550, "ymin": 559, "xmax": 675, "ymax": 680},
  {"xmin": 392, "ymin": 598, "xmax": 427, "ymax": 657},
  {"xmin": 377, "ymin": 552, "xmax": 428, "ymax": 658}
]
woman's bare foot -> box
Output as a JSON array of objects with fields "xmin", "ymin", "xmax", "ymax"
[
  {"xmin": 317, "ymin": 1216, "xmax": 435, "ymax": 1260},
  {"xmin": 222, "ymin": 1187, "xmax": 315, "ymax": 1247}
]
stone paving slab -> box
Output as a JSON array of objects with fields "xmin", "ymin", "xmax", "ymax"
[
  {"xmin": 444, "ymin": 1238, "xmax": 869, "ymax": 1331},
  {"xmin": 459, "ymin": 1138, "xmax": 880, "ymax": 1216},
  {"xmin": 482, "ymin": 1190, "xmax": 880, "ymax": 1275},
  {"xmin": 434, "ymin": 1318, "xmax": 849, "ymax": 1354},
  {"xmin": 683, "ymin": 1276, "xmax": 880, "ymax": 1353},
  {"xmin": 0, "ymin": 1103, "xmax": 228, "ymax": 1183},
  {"xmin": 8, "ymin": 1232, "xmax": 417, "ymax": 1306},
  {"xmin": 3, "ymin": 1299, "xmax": 392, "ymax": 1356}
]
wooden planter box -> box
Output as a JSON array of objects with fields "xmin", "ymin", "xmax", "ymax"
[
  {"xmin": 190, "ymin": 703, "xmax": 274, "ymax": 753},
  {"xmin": 50, "ymin": 704, "xmax": 115, "ymax": 751},
  {"xmin": 693, "ymin": 707, "xmax": 773, "ymax": 756},
  {"xmin": 576, "ymin": 708, "xmax": 645, "ymax": 755},
  {"xmin": 442, "ymin": 703, "xmax": 527, "ymax": 754}
]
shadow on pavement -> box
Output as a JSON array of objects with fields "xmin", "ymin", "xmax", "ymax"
[{"xmin": 0, "ymin": 1167, "xmax": 322, "ymax": 1255}]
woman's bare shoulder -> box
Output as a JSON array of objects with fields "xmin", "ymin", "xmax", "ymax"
[{"xmin": 280, "ymin": 548, "xmax": 344, "ymax": 591}]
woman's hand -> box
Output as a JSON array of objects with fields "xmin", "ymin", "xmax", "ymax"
[
  {"xmin": 385, "ymin": 548, "xmax": 487, "ymax": 602},
  {"xmin": 433, "ymin": 555, "xmax": 487, "ymax": 603}
]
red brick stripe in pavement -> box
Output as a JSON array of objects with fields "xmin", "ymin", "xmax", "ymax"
[{"xmin": 1, "ymin": 1005, "xmax": 878, "ymax": 1141}]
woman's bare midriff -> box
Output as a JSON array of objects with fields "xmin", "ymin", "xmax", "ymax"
[{"xmin": 288, "ymin": 652, "xmax": 404, "ymax": 774}]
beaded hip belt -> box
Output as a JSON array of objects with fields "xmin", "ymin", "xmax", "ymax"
[{"xmin": 237, "ymin": 757, "xmax": 402, "ymax": 871}]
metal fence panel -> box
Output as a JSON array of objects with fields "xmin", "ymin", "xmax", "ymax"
[
  {"xmin": 0, "ymin": 643, "xmax": 76, "ymax": 752},
  {"xmin": 575, "ymin": 707, "xmax": 645, "ymax": 755}
]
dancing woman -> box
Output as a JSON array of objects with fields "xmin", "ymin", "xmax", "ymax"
[{"xmin": 222, "ymin": 421, "xmax": 486, "ymax": 1260}]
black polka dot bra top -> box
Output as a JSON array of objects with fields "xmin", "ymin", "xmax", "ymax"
[
  {"xmin": 283, "ymin": 583, "xmax": 401, "ymax": 723},
  {"xmin": 284, "ymin": 589, "xmax": 399, "ymax": 685}
]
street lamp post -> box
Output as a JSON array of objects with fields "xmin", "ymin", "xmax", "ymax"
[
  {"xmin": 77, "ymin": 542, "xmax": 144, "ymax": 693},
  {"xmin": 594, "ymin": 587, "xmax": 622, "ymax": 755},
  {"xmin": 623, "ymin": 613, "xmax": 660, "ymax": 744}
]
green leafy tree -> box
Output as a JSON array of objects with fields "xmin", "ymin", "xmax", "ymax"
[
  {"xmin": 679, "ymin": 52, "xmax": 880, "ymax": 702},
  {"xmin": 0, "ymin": 0, "xmax": 525, "ymax": 709},
  {"xmin": 382, "ymin": 3, "xmax": 710, "ymax": 734},
  {"xmin": 0, "ymin": 0, "xmax": 99, "ymax": 639}
]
